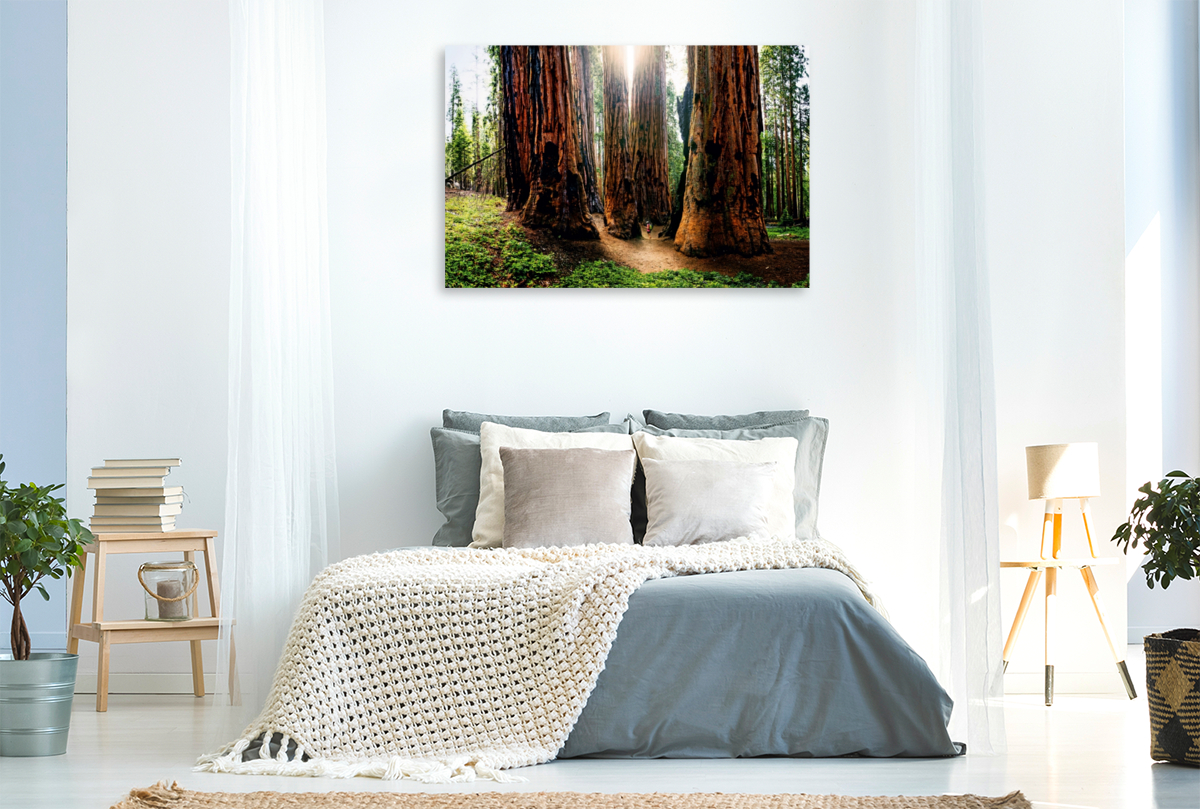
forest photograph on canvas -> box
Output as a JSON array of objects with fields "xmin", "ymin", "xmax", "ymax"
[{"xmin": 445, "ymin": 46, "xmax": 809, "ymax": 288}]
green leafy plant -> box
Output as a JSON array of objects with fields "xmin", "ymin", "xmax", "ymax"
[
  {"xmin": 1112, "ymin": 470, "xmax": 1200, "ymax": 590},
  {"xmin": 0, "ymin": 454, "xmax": 93, "ymax": 660}
]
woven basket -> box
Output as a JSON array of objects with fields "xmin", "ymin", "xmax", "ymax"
[{"xmin": 1145, "ymin": 629, "xmax": 1200, "ymax": 766}]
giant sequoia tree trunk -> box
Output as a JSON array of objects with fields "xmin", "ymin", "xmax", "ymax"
[
  {"xmin": 674, "ymin": 46, "xmax": 770, "ymax": 257},
  {"xmin": 601, "ymin": 45, "xmax": 640, "ymax": 239},
  {"xmin": 630, "ymin": 46, "xmax": 672, "ymax": 226},
  {"xmin": 500, "ymin": 46, "xmax": 532, "ymax": 212},
  {"xmin": 570, "ymin": 46, "xmax": 603, "ymax": 214},
  {"xmin": 518, "ymin": 46, "xmax": 598, "ymax": 239}
]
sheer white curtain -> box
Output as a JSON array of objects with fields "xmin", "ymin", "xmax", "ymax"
[
  {"xmin": 915, "ymin": 0, "xmax": 1007, "ymax": 754},
  {"xmin": 216, "ymin": 0, "xmax": 339, "ymax": 720}
]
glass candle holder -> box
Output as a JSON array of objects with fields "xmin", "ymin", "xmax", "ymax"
[{"xmin": 138, "ymin": 561, "xmax": 198, "ymax": 621}]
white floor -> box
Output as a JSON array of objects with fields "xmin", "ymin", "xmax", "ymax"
[{"xmin": 2, "ymin": 646, "xmax": 1196, "ymax": 809}]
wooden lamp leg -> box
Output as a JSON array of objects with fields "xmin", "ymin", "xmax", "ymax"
[
  {"xmin": 1003, "ymin": 568, "xmax": 1044, "ymax": 673},
  {"xmin": 1050, "ymin": 500, "xmax": 1063, "ymax": 559},
  {"xmin": 1079, "ymin": 566, "xmax": 1137, "ymax": 699},
  {"xmin": 1080, "ymin": 498, "xmax": 1098, "ymax": 558},
  {"xmin": 1039, "ymin": 501, "xmax": 1054, "ymax": 559},
  {"xmin": 1045, "ymin": 565, "xmax": 1057, "ymax": 706}
]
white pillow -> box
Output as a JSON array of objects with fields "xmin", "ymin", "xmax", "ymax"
[
  {"xmin": 641, "ymin": 458, "xmax": 777, "ymax": 546},
  {"xmin": 470, "ymin": 422, "xmax": 635, "ymax": 549},
  {"xmin": 632, "ymin": 431, "xmax": 798, "ymax": 541}
]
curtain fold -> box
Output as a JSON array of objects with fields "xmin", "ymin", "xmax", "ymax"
[
  {"xmin": 216, "ymin": 0, "xmax": 339, "ymax": 722},
  {"xmin": 915, "ymin": 0, "xmax": 1006, "ymax": 754}
]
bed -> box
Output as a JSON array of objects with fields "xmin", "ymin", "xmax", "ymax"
[{"xmin": 198, "ymin": 408, "xmax": 961, "ymax": 781}]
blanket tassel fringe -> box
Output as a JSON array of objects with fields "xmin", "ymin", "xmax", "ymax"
[{"xmin": 193, "ymin": 731, "xmax": 525, "ymax": 783}]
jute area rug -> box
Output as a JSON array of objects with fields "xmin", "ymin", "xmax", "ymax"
[{"xmin": 111, "ymin": 782, "xmax": 1031, "ymax": 809}]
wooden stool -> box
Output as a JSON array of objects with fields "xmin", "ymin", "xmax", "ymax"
[{"xmin": 67, "ymin": 530, "xmax": 234, "ymax": 711}]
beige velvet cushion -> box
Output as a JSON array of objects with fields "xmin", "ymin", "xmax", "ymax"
[
  {"xmin": 641, "ymin": 458, "xmax": 777, "ymax": 546},
  {"xmin": 500, "ymin": 447, "xmax": 637, "ymax": 548},
  {"xmin": 471, "ymin": 422, "xmax": 636, "ymax": 549},
  {"xmin": 632, "ymin": 431, "xmax": 798, "ymax": 540}
]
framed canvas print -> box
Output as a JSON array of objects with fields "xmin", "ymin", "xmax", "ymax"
[{"xmin": 445, "ymin": 46, "xmax": 809, "ymax": 288}]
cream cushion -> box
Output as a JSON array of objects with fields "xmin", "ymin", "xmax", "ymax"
[
  {"xmin": 640, "ymin": 458, "xmax": 777, "ymax": 546},
  {"xmin": 632, "ymin": 431, "xmax": 798, "ymax": 541},
  {"xmin": 470, "ymin": 422, "xmax": 635, "ymax": 549}
]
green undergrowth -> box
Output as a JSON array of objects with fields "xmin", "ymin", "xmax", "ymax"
[
  {"xmin": 766, "ymin": 223, "xmax": 810, "ymax": 240},
  {"xmin": 446, "ymin": 194, "xmax": 804, "ymax": 288},
  {"xmin": 559, "ymin": 261, "xmax": 795, "ymax": 288}
]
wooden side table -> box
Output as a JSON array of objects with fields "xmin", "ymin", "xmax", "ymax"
[
  {"xmin": 67, "ymin": 530, "xmax": 234, "ymax": 711},
  {"xmin": 1001, "ymin": 556, "xmax": 1136, "ymax": 706}
]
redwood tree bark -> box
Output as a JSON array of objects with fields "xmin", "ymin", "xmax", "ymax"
[
  {"xmin": 674, "ymin": 46, "xmax": 770, "ymax": 257},
  {"xmin": 601, "ymin": 45, "xmax": 640, "ymax": 239},
  {"xmin": 500, "ymin": 46, "xmax": 532, "ymax": 212},
  {"xmin": 570, "ymin": 46, "xmax": 602, "ymax": 214},
  {"xmin": 518, "ymin": 46, "xmax": 598, "ymax": 239},
  {"xmin": 630, "ymin": 45, "xmax": 672, "ymax": 226}
]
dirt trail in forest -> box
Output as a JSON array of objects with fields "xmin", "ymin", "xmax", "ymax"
[{"xmin": 526, "ymin": 213, "xmax": 810, "ymax": 286}]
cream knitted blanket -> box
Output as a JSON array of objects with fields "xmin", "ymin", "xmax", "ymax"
[{"xmin": 196, "ymin": 536, "xmax": 877, "ymax": 782}]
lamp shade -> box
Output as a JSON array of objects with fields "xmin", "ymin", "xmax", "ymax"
[{"xmin": 1026, "ymin": 443, "xmax": 1100, "ymax": 500}]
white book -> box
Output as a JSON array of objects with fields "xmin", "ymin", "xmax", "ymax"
[
  {"xmin": 103, "ymin": 459, "xmax": 181, "ymax": 468},
  {"xmin": 90, "ymin": 525, "xmax": 176, "ymax": 534},
  {"xmin": 93, "ymin": 486, "xmax": 184, "ymax": 498},
  {"xmin": 90, "ymin": 515, "xmax": 176, "ymax": 525},
  {"xmin": 94, "ymin": 495, "xmax": 184, "ymax": 506},
  {"xmin": 93, "ymin": 503, "xmax": 182, "ymax": 517},
  {"xmin": 90, "ymin": 466, "xmax": 174, "ymax": 478},
  {"xmin": 88, "ymin": 476, "xmax": 169, "ymax": 489}
]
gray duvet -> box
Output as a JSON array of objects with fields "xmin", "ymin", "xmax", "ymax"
[{"xmin": 559, "ymin": 567, "xmax": 960, "ymax": 759}]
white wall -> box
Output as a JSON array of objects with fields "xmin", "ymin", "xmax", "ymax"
[
  {"xmin": 66, "ymin": 0, "xmax": 230, "ymax": 688},
  {"xmin": 65, "ymin": 0, "xmax": 1132, "ymax": 693},
  {"xmin": 324, "ymin": 0, "xmax": 937, "ymax": 647}
]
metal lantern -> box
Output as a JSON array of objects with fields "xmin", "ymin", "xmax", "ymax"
[{"xmin": 138, "ymin": 560, "xmax": 198, "ymax": 621}]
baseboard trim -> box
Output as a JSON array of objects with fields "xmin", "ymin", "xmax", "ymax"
[
  {"xmin": 28, "ymin": 632, "xmax": 67, "ymax": 652},
  {"xmin": 74, "ymin": 671, "xmax": 218, "ymax": 695},
  {"xmin": 1128, "ymin": 625, "xmax": 1190, "ymax": 644},
  {"xmin": 1004, "ymin": 671, "xmax": 1127, "ymax": 695}
]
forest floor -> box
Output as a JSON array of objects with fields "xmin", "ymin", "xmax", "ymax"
[
  {"xmin": 527, "ymin": 214, "xmax": 810, "ymax": 287},
  {"xmin": 445, "ymin": 191, "xmax": 809, "ymax": 288}
]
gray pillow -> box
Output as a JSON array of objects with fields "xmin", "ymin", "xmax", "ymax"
[
  {"xmin": 500, "ymin": 447, "xmax": 636, "ymax": 548},
  {"xmin": 443, "ymin": 409, "xmax": 611, "ymax": 433},
  {"xmin": 431, "ymin": 427, "xmax": 484, "ymax": 547},
  {"xmin": 431, "ymin": 422, "xmax": 631, "ymax": 547},
  {"xmin": 641, "ymin": 458, "xmax": 776, "ymax": 546},
  {"xmin": 642, "ymin": 409, "xmax": 810, "ymax": 430},
  {"xmin": 641, "ymin": 417, "xmax": 828, "ymax": 540}
]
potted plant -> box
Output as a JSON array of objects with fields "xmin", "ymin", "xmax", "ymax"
[
  {"xmin": 1112, "ymin": 470, "xmax": 1200, "ymax": 767},
  {"xmin": 0, "ymin": 453, "xmax": 93, "ymax": 756}
]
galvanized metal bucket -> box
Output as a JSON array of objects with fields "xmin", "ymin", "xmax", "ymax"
[{"xmin": 0, "ymin": 652, "xmax": 79, "ymax": 756}]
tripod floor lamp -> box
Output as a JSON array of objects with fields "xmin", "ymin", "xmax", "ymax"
[{"xmin": 1001, "ymin": 442, "xmax": 1138, "ymax": 705}]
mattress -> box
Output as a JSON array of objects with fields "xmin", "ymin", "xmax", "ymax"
[{"xmin": 559, "ymin": 567, "xmax": 960, "ymax": 759}]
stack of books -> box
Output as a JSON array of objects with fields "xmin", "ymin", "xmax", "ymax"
[{"xmin": 87, "ymin": 459, "xmax": 184, "ymax": 533}]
